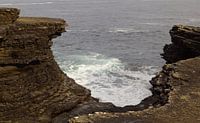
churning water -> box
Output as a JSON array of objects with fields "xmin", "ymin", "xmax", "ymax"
[
  {"xmin": 1, "ymin": 0, "xmax": 200, "ymax": 106},
  {"xmin": 54, "ymin": 52, "xmax": 158, "ymax": 106}
]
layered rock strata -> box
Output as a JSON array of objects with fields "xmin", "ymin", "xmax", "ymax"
[
  {"xmin": 68, "ymin": 25, "xmax": 200, "ymax": 123},
  {"xmin": 0, "ymin": 8, "xmax": 91, "ymax": 123},
  {"xmin": 1, "ymin": 8, "xmax": 200, "ymax": 123},
  {"xmin": 162, "ymin": 25, "xmax": 200, "ymax": 63}
]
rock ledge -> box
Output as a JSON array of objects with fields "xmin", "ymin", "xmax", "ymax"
[{"xmin": 0, "ymin": 8, "xmax": 90, "ymax": 123}]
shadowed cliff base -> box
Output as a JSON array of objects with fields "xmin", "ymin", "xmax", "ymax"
[{"xmin": 1, "ymin": 8, "xmax": 200, "ymax": 123}]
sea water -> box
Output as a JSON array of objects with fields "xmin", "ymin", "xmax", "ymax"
[{"xmin": 1, "ymin": 0, "xmax": 200, "ymax": 106}]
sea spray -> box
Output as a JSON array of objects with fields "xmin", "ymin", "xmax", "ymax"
[{"xmin": 54, "ymin": 52, "xmax": 158, "ymax": 106}]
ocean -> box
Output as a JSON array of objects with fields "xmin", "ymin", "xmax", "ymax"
[{"xmin": 1, "ymin": 0, "xmax": 199, "ymax": 106}]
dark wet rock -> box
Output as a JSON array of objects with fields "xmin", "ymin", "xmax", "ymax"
[{"xmin": 162, "ymin": 25, "xmax": 200, "ymax": 63}]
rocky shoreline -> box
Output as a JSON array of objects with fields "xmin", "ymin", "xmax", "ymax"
[
  {"xmin": 0, "ymin": 8, "xmax": 91, "ymax": 122},
  {"xmin": 0, "ymin": 8, "xmax": 200, "ymax": 123},
  {"xmin": 68, "ymin": 25, "xmax": 200, "ymax": 123}
]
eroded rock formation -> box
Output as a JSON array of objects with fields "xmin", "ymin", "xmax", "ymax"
[
  {"xmin": 0, "ymin": 8, "xmax": 91, "ymax": 123},
  {"xmin": 162, "ymin": 25, "xmax": 200, "ymax": 63},
  {"xmin": 1, "ymin": 8, "xmax": 200, "ymax": 123},
  {"xmin": 68, "ymin": 25, "xmax": 200, "ymax": 123}
]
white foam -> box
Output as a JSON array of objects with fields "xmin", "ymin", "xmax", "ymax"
[
  {"xmin": 109, "ymin": 28, "xmax": 148, "ymax": 33},
  {"xmin": 0, "ymin": 2, "xmax": 53, "ymax": 6},
  {"xmin": 189, "ymin": 18, "xmax": 200, "ymax": 22},
  {"xmin": 55, "ymin": 52, "xmax": 158, "ymax": 107},
  {"xmin": 141, "ymin": 22, "xmax": 165, "ymax": 26},
  {"xmin": 0, "ymin": 3, "xmax": 13, "ymax": 6},
  {"xmin": 30, "ymin": 2, "xmax": 53, "ymax": 5},
  {"xmin": 67, "ymin": 29, "xmax": 90, "ymax": 32}
]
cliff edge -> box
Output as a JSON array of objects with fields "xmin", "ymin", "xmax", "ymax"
[
  {"xmin": 69, "ymin": 25, "xmax": 200, "ymax": 123},
  {"xmin": 0, "ymin": 8, "xmax": 91, "ymax": 123},
  {"xmin": 1, "ymin": 8, "xmax": 200, "ymax": 123}
]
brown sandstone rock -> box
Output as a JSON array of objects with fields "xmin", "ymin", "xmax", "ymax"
[
  {"xmin": 0, "ymin": 8, "xmax": 90, "ymax": 122},
  {"xmin": 1, "ymin": 7, "xmax": 200, "ymax": 123},
  {"xmin": 0, "ymin": 8, "xmax": 20, "ymax": 25}
]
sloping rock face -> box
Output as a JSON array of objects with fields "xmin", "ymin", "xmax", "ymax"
[
  {"xmin": 162, "ymin": 25, "xmax": 200, "ymax": 63},
  {"xmin": 69, "ymin": 26, "xmax": 200, "ymax": 123},
  {"xmin": 0, "ymin": 8, "xmax": 90, "ymax": 123}
]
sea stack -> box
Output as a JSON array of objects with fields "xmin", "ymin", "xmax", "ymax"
[{"xmin": 0, "ymin": 8, "xmax": 90, "ymax": 122}]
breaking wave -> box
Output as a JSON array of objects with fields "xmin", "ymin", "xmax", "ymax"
[
  {"xmin": 55, "ymin": 52, "xmax": 158, "ymax": 107},
  {"xmin": 108, "ymin": 28, "xmax": 149, "ymax": 34}
]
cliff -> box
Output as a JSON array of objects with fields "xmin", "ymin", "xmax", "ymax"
[
  {"xmin": 0, "ymin": 8, "xmax": 91, "ymax": 123},
  {"xmin": 1, "ymin": 8, "xmax": 200, "ymax": 123},
  {"xmin": 162, "ymin": 25, "xmax": 200, "ymax": 63},
  {"xmin": 68, "ymin": 25, "xmax": 200, "ymax": 123}
]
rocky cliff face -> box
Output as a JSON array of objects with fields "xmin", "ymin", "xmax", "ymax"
[
  {"xmin": 1, "ymin": 8, "xmax": 200, "ymax": 123},
  {"xmin": 0, "ymin": 8, "xmax": 91, "ymax": 123},
  {"xmin": 69, "ymin": 25, "xmax": 200, "ymax": 123},
  {"xmin": 162, "ymin": 25, "xmax": 200, "ymax": 63}
]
